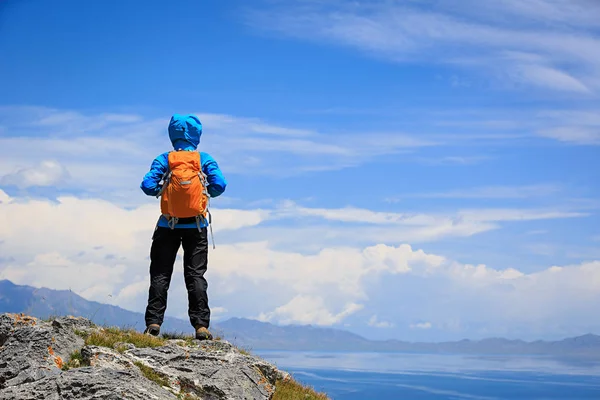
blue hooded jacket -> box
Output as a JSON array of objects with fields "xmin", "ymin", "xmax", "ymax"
[{"xmin": 141, "ymin": 114, "xmax": 227, "ymax": 229}]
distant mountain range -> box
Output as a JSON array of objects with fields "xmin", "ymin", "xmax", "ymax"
[
  {"xmin": 1, "ymin": 280, "xmax": 599, "ymax": 359},
  {"xmin": 219, "ymin": 317, "xmax": 600, "ymax": 359},
  {"xmin": 0, "ymin": 279, "xmax": 192, "ymax": 333}
]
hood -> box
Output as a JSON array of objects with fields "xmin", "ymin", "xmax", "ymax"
[{"xmin": 168, "ymin": 114, "xmax": 202, "ymax": 150}]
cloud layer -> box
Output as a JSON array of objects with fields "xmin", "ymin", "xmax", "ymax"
[
  {"xmin": 0, "ymin": 189, "xmax": 597, "ymax": 340},
  {"xmin": 1, "ymin": 102, "xmax": 598, "ymax": 210},
  {"xmin": 0, "ymin": 160, "xmax": 70, "ymax": 188},
  {"xmin": 247, "ymin": 0, "xmax": 600, "ymax": 94}
]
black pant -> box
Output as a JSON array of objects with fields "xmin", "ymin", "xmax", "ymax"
[{"xmin": 144, "ymin": 227, "xmax": 210, "ymax": 329}]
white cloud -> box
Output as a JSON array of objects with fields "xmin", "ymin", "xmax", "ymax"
[
  {"xmin": 511, "ymin": 63, "xmax": 590, "ymax": 93},
  {"xmin": 258, "ymin": 202, "xmax": 587, "ymax": 246},
  {"xmin": 0, "ymin": 190, "xmax": 11, "ymax": 204},
  {"xmin": 211, "ymin": 209, "xmax": 271, "ymax": 232},
  {"xmin": 0, "ymin": 190, "xmax": 583, "ymax": 267},
  {"xmin": 0, "ymin": 251, "xmax": 127, "ymax": 304},
  {"xmin": 34, "ymin": 110, "xmax": 143, "ymax": 128},
  {"xmin": 257, "ymin": 296, "xmax": 364, "ymax": 326},
  {"xmin": 393, "ymin": 184, "xmax": 561, "ymax": 200},
  {"xmin": 447, "ymin": 0, "xmax": 600, "ymax": 29},
  {"xmin": 457, "ymin": 208, "xmax": 586, "ymax": 223},
  {"xmin": 369, "ymin": 315, "xmax": 394, "ymax": 328},
  {"xmin": 531, "ymin": 109, "xmax": 600, "ymax": 145},
  {"xmin": 0, "ymin": 189, "xmax": 269, "ymax": 315},
  {"xmin": 1, "ymin": 160, "xmax": 70, "ymax": 188},
  {"xmin": 414, "ymin": 156, "xmax": 493, "ymax": 166},
  {"xmin": 0, "ymin": 190, "xmax": 267, "ymax": 258},
  {"xmin": 197, "ymin": 113, "xmax": 316, "ymax": 137},
  {"xmin": 428, "ymin": 107, "xmax": 600, "ymax": 146},
  {"xmin": 208, "ymin": 244, "xmax": 600, "ymax": 336},
  {"xmin": 211, "ymin": 307, "xmax": 228, "ymax": 317},
  {"xmin": 279, "ymin": 201, "xmax": 585, "ymax": 225},
  {"xmin": 410, "ymin": 322, "xmax": 432, "ymax": 330},
  {"xmin": 246, "ymin": 0, "xmax": 600, "ymax": 94},
  {"xmin": 0, "ymin": 105, "xmax": 537, "ymax": 198},
  {"xmin": 539, "ymin": 110, "xmax": 600, "ymax": 126},
  {"xmin": 115, "ymin": 280, "xmax": 149, "ymax": 305},
  {"xmin": 0, "ymin": 106, "xmax": 439, "ymax": 191},
  {"xmin": 538, "ymin": 127, "xmax": 600, "ymax": 145}
]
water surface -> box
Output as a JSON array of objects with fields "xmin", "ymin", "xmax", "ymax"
[{"xmin": 257, "ymin": 351, "xmax": 600, "ymax": 399}]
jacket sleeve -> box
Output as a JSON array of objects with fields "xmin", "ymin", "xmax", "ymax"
[
  {"xmin": 140, "ymin": 152, "xmax": 169, "ymax": 196},
  {"xmin": 201, "ymin": 152, "xmax": 227, "ymax": 198}
]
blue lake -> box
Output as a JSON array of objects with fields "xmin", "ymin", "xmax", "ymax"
[{"xmin": 256, "ymin": 351, "xmax": 600, "ymax": 399}]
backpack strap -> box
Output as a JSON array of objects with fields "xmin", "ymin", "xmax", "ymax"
[
  {"xmin": 156, "ymin": 151, "xmax": 174, "ymax": 199},
  {"xmin": 208, "ymin": 210, "xmax": 215, "ymax": 249},
  {"xmin": 196, "ymin": 153, "xmax": 216, "ymax": 248},
  {"xmin": 167, "ymin": 216, "xmax": 179, "ymax": 230},
  {"xmin": 155, "ymin": 170, "xmax": 172, "ymax": 199}
]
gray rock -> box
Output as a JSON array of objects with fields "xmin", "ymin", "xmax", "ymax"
[
  {"xmin": 126, "ymin": 340, "xmax": 279, "ymax": 399},
  {"xmin": 0, "ymin": 367, "xmax": 179, "ymax": 400},
  {"xmin": 113, "ymin": 342, "xmax": 136, "ymax": 352},
  {"xmin": 0, "ymin": 315, "xmax": 14, "ymax": 346},
  {"xmin": 275, "ymin": 369, "xmax": 291, "ymax": 382},
  {"xmin": 80, "ymin": 345, "xmax": 135, "ymax": 370},
  {"xmin": 0, "ymin": 314, "xmax": 86, "ymax": 389},
  {"xmin": 0, "ymin": 313, "xmax": 291, "ymax": 400}
]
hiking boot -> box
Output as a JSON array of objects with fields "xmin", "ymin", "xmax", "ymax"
[
  {"xmin": 144, "ymin": 324, "xmax": 160, "ymax": 337},
  {"xmin": 195, "ymin": 326, "xmax": 213, "ymax": 341}
]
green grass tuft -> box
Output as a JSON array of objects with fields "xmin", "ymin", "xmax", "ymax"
[
  {"xmin": 73, "ymin": 329, "xmax": 90, "ymax": 339},
  {"xmin": 273, "ymin": 378, "xmax": 330, "ymax": 400},
  {"xmin": 85, "ymin": 326, "xmax": 165, "ymax": 350},
  {"xmin": 43, "ymin": 314, "xmax": 60, "ymax": 322},
  {"xmin": 161, "ymin": 330, "xmax": 222, "ymax": 343},
  {"xmin": 69, "ymin": 349, "xmax": 84, "ymax": 364},
  {"xmin": 134, "ymin": 361, "xmax": 170, "ymax": 387},
  {"xmin": 160, "ymin": 331, "xmax": 190, "ymax": 340},
  {"xmin": 238, "ymin": 347, "xmax": 251, "ymax": 356},
  {"xmin": 160, "ymin": 331, "xmax": 198, "ymax": 347},
  {"xmin": 61, "ymin": 350, "xmax": 89, "ymax": 371},
  {"xmin": 235, "ymin": 341, "xmax": 253, "ymax": 356}
]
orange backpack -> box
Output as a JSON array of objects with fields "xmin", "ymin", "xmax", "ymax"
[{"xmin": 158, "ymin": 151, "xmax": 209, "ymax": 226}]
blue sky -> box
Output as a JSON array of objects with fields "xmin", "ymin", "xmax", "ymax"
[{"xmin": 0, "ymin": 0, "xmax": 599, "ymax": 341}]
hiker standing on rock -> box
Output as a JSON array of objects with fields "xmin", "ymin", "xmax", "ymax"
[{"xmin": 140, "ymin": 114, "xmax": 227, "ymax": 340}]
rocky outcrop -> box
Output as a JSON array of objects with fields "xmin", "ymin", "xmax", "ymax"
[{"xmin": 0, "ymin": 313, "xmax": 290, "ymax": 399}]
